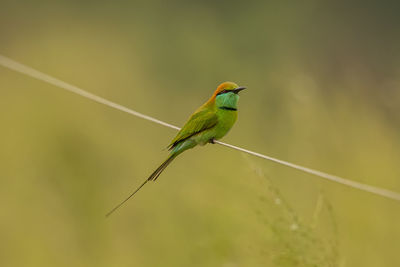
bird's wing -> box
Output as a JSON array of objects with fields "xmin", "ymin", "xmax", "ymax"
[{"xmin": 168, "ymin": 108, "xmax": 218, "ymax": 150}]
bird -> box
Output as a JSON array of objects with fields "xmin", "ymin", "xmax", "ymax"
[{"xmin": 106, "ymin": 81, "xmax": 246, "ymax": 216}]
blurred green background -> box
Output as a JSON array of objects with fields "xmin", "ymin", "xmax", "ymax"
[{"xmin": 1, "ymin": 1, "xmax": 400, "ymax": 266}]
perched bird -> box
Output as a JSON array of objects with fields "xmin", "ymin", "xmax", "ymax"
[{"xmin": 106, "ymin": 81, "xmax": 246, "ymax": 216}]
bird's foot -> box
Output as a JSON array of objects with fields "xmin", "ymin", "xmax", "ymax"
[{"xmin": 209, "ymin": 138, "xmax": 216, "ymax": 144}]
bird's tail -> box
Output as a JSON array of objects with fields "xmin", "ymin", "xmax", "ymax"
[
  {"xmin": 147, "ymin": 154, "xmax": 177, "ymax": 181},
  {"xmin": 105, "ymin": 154, "xmax": 177, "ymax": 217}
]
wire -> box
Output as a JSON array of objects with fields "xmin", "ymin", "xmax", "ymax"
[
  {"xmin": 217, "ymin": 141, "xmax": 400, "ymax": 201},
  {"xmin": 1, "ymin": 54, "xmax": 400, "ymax": 202},
  {"xmin": 0, "ymin": 55, "xmax": 180, "ymax": 131}
]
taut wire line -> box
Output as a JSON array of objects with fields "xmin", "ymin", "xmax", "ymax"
[
  {"xmin": 0, "ymin": 55, "xmax": 180, "ymax": 131},
  {"xmin": 1, "ymin": 54, "xmax": 400, "ymax": 202}
]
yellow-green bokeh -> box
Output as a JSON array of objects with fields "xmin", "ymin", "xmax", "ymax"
[{"xmin": 1, "ymin": 1, "xmax": 400, "ymax": 266}]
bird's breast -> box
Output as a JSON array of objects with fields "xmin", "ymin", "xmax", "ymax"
[{"xmin": 214, "ymin": 109, "xmax": 238, "ymax": 139}]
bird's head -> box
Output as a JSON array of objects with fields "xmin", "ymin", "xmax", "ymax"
[
  {"xmin": 213, "ymin": 81, "xmax": 246, "ymax": 97},
  {"xmin": 212, "ymin": 81, "xmax": 246, "ymax": 109}
]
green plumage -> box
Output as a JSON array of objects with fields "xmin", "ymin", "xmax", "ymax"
[
  {"xmin": 168, "ymin": 107, "xmax": 218, "ymax": 150},
  {"xmin": 106, "ymin": 81, "xmax": 245, "ymax": 216}
]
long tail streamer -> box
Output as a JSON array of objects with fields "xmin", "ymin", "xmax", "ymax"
[{"xmin": 1, "ymin": 54, "xmax": 399, "ymax": 202}]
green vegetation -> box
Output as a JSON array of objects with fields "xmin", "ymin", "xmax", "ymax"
[{"xmin": 245, "ymin": 155, "xmax": 339, "ymax": 266}]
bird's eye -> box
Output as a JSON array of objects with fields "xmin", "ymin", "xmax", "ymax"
[{"xmin": 217, "ymin": 90, "xmax": 230, "ymax": 96}]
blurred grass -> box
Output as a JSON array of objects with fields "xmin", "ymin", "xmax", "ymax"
[
  {"xmin": 244, "ymin": 154, "xmax": 339, "ymax": 267},
  {"xmin": 1, "ymin": 0, "xmax": 400, "ymax": 266}
]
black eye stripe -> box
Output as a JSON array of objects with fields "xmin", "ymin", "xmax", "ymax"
[{"xmin": 216, "ymin": 90, "xmax": 231, "ymax": 96}]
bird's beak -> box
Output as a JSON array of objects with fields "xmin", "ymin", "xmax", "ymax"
[{"xmin": 233, "ymin": 87, "xmax": 246, "ymax": 94}]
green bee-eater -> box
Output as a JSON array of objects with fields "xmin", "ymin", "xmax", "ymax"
[{"xmin": 106, "ymin": 81, "xmax": 246, "ymax": 216}]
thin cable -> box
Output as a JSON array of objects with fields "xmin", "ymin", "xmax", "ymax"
[
  {"xmin": 0, "ymin": 55, "xmax": 180, "ymax": 131},
  {"xmin": 1, "ymin": 54, "xmax": 400, "ymax": 202},
  {"xmin": 216, "ymin": 141, "xmax": 400, "ymax": 201}
]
